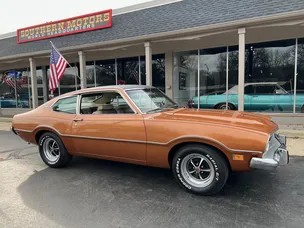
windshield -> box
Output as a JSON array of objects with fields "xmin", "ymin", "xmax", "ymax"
[{"xmin": 126, "ymin": 88, "xmax": 180, "ymax": 113}]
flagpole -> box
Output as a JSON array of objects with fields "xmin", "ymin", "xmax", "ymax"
[
  {"xmin": 13, "ymin": 70, "xmax": 18, "ymax": 108},
  {"xmin": 50, "ymin": 41, "xmax": 80, "ymax": 91}
]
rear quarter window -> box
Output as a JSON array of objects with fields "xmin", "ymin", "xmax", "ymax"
[{"xmin": 52, "ymin": 96, "xmax": 77, "ymax": 114}]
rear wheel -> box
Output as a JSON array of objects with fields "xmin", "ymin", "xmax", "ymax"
[
  {"xmin": 172, "ymin": 144, "xmax": 229, "ymax": 195},
  {"xmin": 215, "ymin": 103, "xmax": 235, "ymax": 110},
  {"xmin": 38, "ymin": 132, "xmax": 72, "ymax": 168}
]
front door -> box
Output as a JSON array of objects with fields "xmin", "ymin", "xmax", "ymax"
[{"xmin": 71, "ymin": 90, "xmax": 147, "ymax": 164}]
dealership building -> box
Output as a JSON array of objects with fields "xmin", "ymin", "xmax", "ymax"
[{"xmin": 1, "ymin": 0, "xmax": 304, "ymax": 124}]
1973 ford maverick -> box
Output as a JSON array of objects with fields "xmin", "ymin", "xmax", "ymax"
[{"xmin": 11, "ymin": 85, "xmax": 289, "ymax": 195}]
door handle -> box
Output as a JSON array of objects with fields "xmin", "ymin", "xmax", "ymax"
[{"xmin": 73, "ymin": 118, "xmax": 83, "ymax": 122}]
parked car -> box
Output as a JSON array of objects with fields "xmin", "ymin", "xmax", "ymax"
[
  {"xmin": 0, "ymin": 98, "xmax": 29, "ymax": 108},
  {"xmin": 188, "ymin": 82, "xmax": 304, "ymax": 112},
  {"xmin": 11, "ymin": 85, "xmax": 289, "ymax": 195}
]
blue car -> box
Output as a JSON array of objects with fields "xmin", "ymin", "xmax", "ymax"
[
  {"xmin": 188, "ymin": 82, "xmax": 304, "ymax": 113},
  {"xmin": 0, "ymin": 99, "xmax": 29, "ymax": 108}
]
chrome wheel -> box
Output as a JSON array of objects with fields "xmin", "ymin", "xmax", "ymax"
[
  {"xmin": 219, "ymin": 104, "xmax": 231, "ymax": 110},
  {"xmin": 180, "ymin": 153, "xmax": 215, "ymax": 188},
  {"xmin": 43, "ymin": 138, "xmax": 60, "ymax": 164}
]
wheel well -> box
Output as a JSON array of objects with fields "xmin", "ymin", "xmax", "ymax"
[
  {"xmin": 168, "ymin": 142, "xmax": 231, "ymax": 171},
  {"xmin": 35, "ymin": 130, "xmax": 50, "ymax": 144}
]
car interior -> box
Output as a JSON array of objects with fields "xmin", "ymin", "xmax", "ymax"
[{"xmin": 80, "ymin": 92, "xmax": 134, "ymax": 115}]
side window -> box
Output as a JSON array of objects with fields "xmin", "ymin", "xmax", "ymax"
[
  {"xmin": 244, "ymin": 85, "xmax": 254, "ymax": 94},
  {"xmin": 80, "ymin": 91, "xmax": 135, "ymax": 115},
  {"xmin": 52, "ymin": 96, "xmax": 77, "ymax": 114},
  {"xmin": 255, "ymin": 85, "xmax": 276, "ymax": 94}
]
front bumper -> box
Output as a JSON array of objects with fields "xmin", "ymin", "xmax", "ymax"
[{"xmin": 250, "ymin": 134, "xmax": 289, "ymax": 170}]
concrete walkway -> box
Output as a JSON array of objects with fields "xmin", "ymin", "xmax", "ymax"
[{"xmin": 0, "ymin": 122, "xmax": 11, "ymax": 131}]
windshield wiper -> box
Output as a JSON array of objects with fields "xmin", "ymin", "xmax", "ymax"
[
  {"xmin": 168, "ymin": 104, "xmax": 180, "ymax": 109},
  {"xmin": 146, "ymin": 105, "xmax": 179, "ymax": 113}
]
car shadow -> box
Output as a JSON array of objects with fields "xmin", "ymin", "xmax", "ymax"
[{"xmin": 17, "ymin": 156, "xmax": 304, "ymax": 228}]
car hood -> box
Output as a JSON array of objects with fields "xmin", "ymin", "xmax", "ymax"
[{"xmin": 162, "ymin": 108, "xmax": 278, "ymax": 135}]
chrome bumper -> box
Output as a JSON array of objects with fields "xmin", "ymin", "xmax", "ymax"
[
  {"xmin": 11, "ymin": 127, "xmax": 17, "ymax": 135},
  {"xmin": 250, "ymin": 134, "xmax": 289, "ymax": 170}
]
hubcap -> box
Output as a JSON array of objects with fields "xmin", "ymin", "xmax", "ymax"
[
  {"xmin": 180, "ymin": 153, "xmax": 215, "ymax": 188},
  {"xmin": 219, "ymin": 104, "xmax": 230, "ymax": 110},
  {"xmin": 43, "ymin": 138, "xmax": 60, "ymax": 164}
]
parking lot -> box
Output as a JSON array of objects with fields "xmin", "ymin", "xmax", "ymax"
[{"xmin": 0, "ymin": 130, "xmax": 303, "ymax": 228}]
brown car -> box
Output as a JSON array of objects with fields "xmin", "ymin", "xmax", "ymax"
[{"xmin": 11, "ymin": 85, "xmax": 289, "ymax": 195}]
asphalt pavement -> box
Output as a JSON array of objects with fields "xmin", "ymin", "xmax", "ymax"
[{"xmin": 0, "ymin": 130, "xmax": 303, "ymax": 228}]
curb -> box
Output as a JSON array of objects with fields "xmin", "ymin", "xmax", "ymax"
[
  {"xmin": 0, "ymin": 118, "xmax": 13, "ymax": 123},
  {"xmin": 277, "ymin": 130, "xmax": 304, "ymax": 139}
]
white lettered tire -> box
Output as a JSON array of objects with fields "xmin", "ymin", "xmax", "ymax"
[
  {"xmin": 38, "ymin": 132, "xmax": 72, "ymax": 168},
  {"xmin": 172, "ymin": 144, "xmax": 229, "ymax": 195}
]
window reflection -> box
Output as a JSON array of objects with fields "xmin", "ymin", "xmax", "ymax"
[
  {"xmin": 296, "ymin": 38, "xmax": 304, "ymax": 113},
  {"xmin": 140, "ymin": 54, "xmax": 165, "ymax": 91},
  {"xmin": 0, "ymin": 70, "xmax": 17, "ymax": 108},
  {"xmin": 117, "ymin": 57, "xmax": 139, "ymax": 85},
  {"xmin": 47, "ymin": 63, "xmax": 80, "ymax": 96},
  {"xmin": 198, "ymin": 47, "xmax": 228, "ymax": 110},
  {"xmin": 244, "ymin": 39, "xmax": 295, "ymax": 113},
  {"xmin": 173, "ymin": 50, "xmax": 198, "ymax": 107},
  {"xmin": 227, "ymin": 46, "xmax": 239, "ymax": 110},
  {"xmin": 152, "ymin": 54, "xmax": 165, "ymax": 92},
  {"xmin": 95, "ymin": 59, "xmax": 116, "ymax": 86},
  {"xmin": 59, "ymin": 63, "xmax": 80, "ymax": 94},
  {"xmin": 36, "ymin": 67, "xmax": 45, "ymax": 106},
  {"xmin": 86, "ymin": 61, "xmax": 95, "ymax": 88}
]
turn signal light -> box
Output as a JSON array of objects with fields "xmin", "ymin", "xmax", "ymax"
[{"xmin": 233, "ymin": 154, "xmax": 244, "ymax": 161}]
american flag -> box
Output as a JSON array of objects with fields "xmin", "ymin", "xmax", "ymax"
[
  {"xmin": 129, "ymin": 62, "xmax": 139, "ymax": 83},
  {"xmin": 49, "ymin": 43, "xmax": 68, "ymax": 93},
  {"xmin": 2, "ymin": 76, "xmax": 22, "ymax": 92}
]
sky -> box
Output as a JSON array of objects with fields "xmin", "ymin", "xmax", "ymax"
[{"xmin": 0, "ymin": 0, "xmax": 151, "ymax": 35}]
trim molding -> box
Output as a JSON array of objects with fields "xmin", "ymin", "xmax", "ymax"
[{"xmin": 14, "ymin": 125, "xmax": 263, "ymax": 154}]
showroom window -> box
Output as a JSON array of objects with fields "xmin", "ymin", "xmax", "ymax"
[
  {"xmin": 174, "ymin": 38, "xmax": 304, "ymax": 113},
  {"xmin": 59, "ymin": 63, "xmax": 81, "ymax": 94},
  {"xmin": 0, "ymin": 69, "xmax": 31, "ymax": 108},
  {"xmin": 244, "ymin": 39, "xmax": 296, "ymax": 113},
  {"xmin": 198, "ymin": 47, "xmax": 228, "ymax": 109},
  {"xmin": 296, "ymin": 38, "xmax": 304, "ymax": 113},
  {"xmin": 140, "ymin": 54, "xmax": 166, "ymax": 92},
  {"xmin": 85, "ymin": 54, "xmax": 165, "ymax": 91},
  {"xmin": 47, "ymin": 62, "xmax": 80, "ymax": 97},
  {"xmin": 95, "ymin": 59, "xmax": 116, "ymax": 86},
  {"xmin": 117, "ymin": 57, "xmax": 140, "ymax": 85},
  {"xmin": 36, "ymin": 67, "xmax": 45, "ymax": 106},
  {"xmin": 173, "ymin": 50, "xmax": 198, "ymax": 107},
  {"xmin": 86, "ymin": 61, "xmax": 95, "ymax": 88}
]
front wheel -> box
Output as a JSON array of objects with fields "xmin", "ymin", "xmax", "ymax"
[
  {"xmin": 38, "ymin": 132, "xmax": 72, "ymax": 168},
  {"xmin": 215, "ymin": 103, "xmax": 236, "ymax": 110},
  {"xmin": 172, "ymin": 144, "xmax": 229, "ymax": 195}
]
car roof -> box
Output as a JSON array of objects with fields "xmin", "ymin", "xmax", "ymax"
[
  {"xmin": 55, "ymin": 84, "xmax": 155, "ymax": 98},
  {"xmin": 245, "ymin": 82, "xmax": 279, "ymax": 85}
]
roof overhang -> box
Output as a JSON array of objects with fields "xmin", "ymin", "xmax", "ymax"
[{"xmin": 1, "ymin": 9, "xmax": 304, "ymax": 62}]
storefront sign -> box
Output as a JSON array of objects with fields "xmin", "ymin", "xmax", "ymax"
[{"xmin": 17, "ymin": 9, "xmax": 112, "ymax": 43}]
